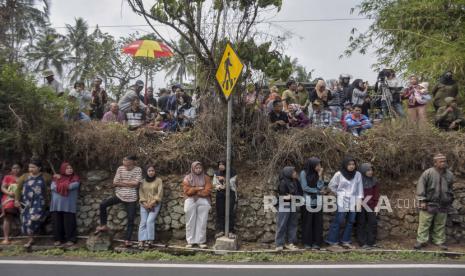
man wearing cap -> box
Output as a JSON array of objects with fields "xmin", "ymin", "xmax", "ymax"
[
  {"xmin": 118, "ymin": 80, "xmax": 146, "ymax": 113},
  {"xmin": 435, "ymin": 97, "xmax": 464, "ymax": 131},
  {"xmin": 415, "ymin": 153, "xmax": 454, "ymax": 251},
  {"xmin": 42, "ymin": 69, "xmax": 64, "ymax": 96}
]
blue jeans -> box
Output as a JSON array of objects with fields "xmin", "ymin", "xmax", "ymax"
[
  {"xmin": 275, "ymin": 210, "xmax": 298, "ymax": 247},
  {"xmin": 138, "ymin": 204, "xmax": 161, "ymax": 241},
  {"xmin": 326, "ymin": 211, "xmax": 357, "ymax": 244}
]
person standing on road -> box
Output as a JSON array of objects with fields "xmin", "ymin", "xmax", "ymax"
[
  {"xmin": 96, "ymin": 155, "xmax": 142, "ymax": 247},
  {"xmin": 414, "ymin": 153, "xmax": 454, "ymax": 251},
  {"xmin": 356, "ymin": 163, "xmax": 380, "ymax": 249},
  {"xmin": 300, "ymin": 158, "xmax": 325, "ymax": 250},
  {"xmin": 183, "ymin": 161, "xmax": 212, "ymax": 249},
  {"xmin": 50, "ymin": 162, "xmax": 80, "ymax": 247},
  {"xmin": 1, "ymin": 163, "xmax": 22, "ymax": 245},
  {"xmin": 275, "ymin": 166, "xmax": 302, "ymax": 251},
  {"xmin": 14, "ymin": 159, "xmax": 52, "ymax": 248},
  {"xmin": 213, "ymin": 160, "xmax": 237, "ymax": 239},
  {"xmin": 138, "ymin": 165, "xmax": 163, "ymax": 248},
  {"xmin": 326, "ymin": 157, "xmax": 364, "ymax": 250}
]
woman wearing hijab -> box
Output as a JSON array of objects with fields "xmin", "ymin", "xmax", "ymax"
[
  {"xmin": 309, "ymin": 79, "xmax": 331, "ymax": 107},
  {"xmin": 213, "ymin": 161, "xmax": 237, "ymax": 238},
  {"xmin": 275, "ymin": 166, "xmax": 302, "ymax": 251},
  {"xmin": 14, "ymin": 159, "xmax": 52, "ymax": 248},
  {"xmin": 50, "ymin": 162, "xmax": 80, "ymax": 246},
  {"xmin": 183, "ymin": 161, "xmax": 212, "ymax": 249},
  {"xmin": 300, "ymin": 158, "xmax": 325, "ymax": 250},
  {"xmin": 138, "ymin": 165, "xmax": 163, "ymax": 248},
  {"xmin": 357, "ymin": 163, "xmax": 380, "ymax": 249},
  {"xmin": 326, "ymin": 157, "xmax": 364, "ymax": 250},
  {"xmin": 1, "ymin": 163, "xmax": 22, "ymax": 245}
]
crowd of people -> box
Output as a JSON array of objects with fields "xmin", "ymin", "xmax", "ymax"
[
  {"xmin": 0, "ymin": 152, "xmax": 455, "ymax": 252},
  {"xmin": 43, "ymin": 70, "xmax": 200, "ymax": 134},
  {"xmin": 0, "ymin": 157, "xmax": 235, "ymax": 250},
  {"xmin": 42, "ymin": 68, "xmax": 463, "ymax": 135},
  {"xmin": 261, "ymin": 70, "xmax": 463, "ymax": 134},
  {"xmin": 274, "ymin": 153, "xmax": 454, "ymax": 251}
]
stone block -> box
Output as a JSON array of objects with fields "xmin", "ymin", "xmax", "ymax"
[{"xmin": 214, "ymin": 236, "xmax": 239, "ymax": 253}]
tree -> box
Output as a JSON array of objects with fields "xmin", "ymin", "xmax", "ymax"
[
  {"xmin": 163, "ymin": 37, "xmax": 195, "ymax": 84},
  {"xmin": 294, "ymin": 65, "xmax": 313, "ymax": 83},
  {"xmin": 127, "ymin": 0, "xmax": 283, "ymax": 90},
  {"xmin": 66, "ymin": 17, "xmax": 89, "ymax": 68},
  {"xmin": 0, "ymin": 0, "xmax": 50, "ymax": 63},
  {"xmin": 27, "ymin": 27, "xmax": 68, "ymax": 76},
  {"xmin": 345, "ymin": 0, "xmax": 465, "ymax": 87}
]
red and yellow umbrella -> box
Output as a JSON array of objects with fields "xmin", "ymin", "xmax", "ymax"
[
  {"xmin": 122, "ymin": 40, "xmax": 173, "ymax": 58},
  {"xmin": 122, "ymin": 40, "xmax": 174, "ymax": 104}
]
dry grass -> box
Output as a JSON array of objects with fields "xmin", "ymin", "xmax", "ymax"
[{"xmin": 61, "ymin": 100, "xmax": 465, "ymax": 182}]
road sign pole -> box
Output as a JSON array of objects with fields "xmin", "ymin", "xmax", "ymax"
[{"xmin": 225, "ymin": 95, "xmax": 232, "ymax": 237}]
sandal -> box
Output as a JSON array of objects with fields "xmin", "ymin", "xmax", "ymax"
[
  {"xmin": 65, "ymin": 241, "xmax": 75, "ymax": 247},
  {"xmin": 1, "ymin": 240, "xmax": 11, "ymax": 245},
  {"xmin": 138, "ymin": 241, "xmax": 145, "ymax": 249},
  {"xmin": 94, "ymin": 225, "xmax": 109, "ymax": 235}
]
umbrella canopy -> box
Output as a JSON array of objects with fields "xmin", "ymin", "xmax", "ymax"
[{"xmin": 122, "ymin": 40, "xmax": 173, "ymax": 58}]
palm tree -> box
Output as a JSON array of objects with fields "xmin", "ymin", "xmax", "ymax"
[
  {"xmin": 27, "ymin": 27, "xmax": 68, "ymax": 76},
  {"xmin": 0, "ymin": 0, "xmax": 50, "ymax": 62},
  {"xmin": 66, "ymin": 17, "xmax": 89, "ymax": 67},
  {"xmin": 163, "ymin": 38, "xmax": 195, "ymax": 84},
  {"xmin": 294, "ymin": 65, "xmax": 313, "ymax": 83}
]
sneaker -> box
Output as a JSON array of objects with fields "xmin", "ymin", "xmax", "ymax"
[
  {"xmin": 436, "ymin": 244, "xmax": 448, "ymax": 251},
  {"xmin": 185, "ymin": 244, "xmax": 194, "ymax": 248},
  {"xmin": 304, "ymin": 244, "xmax": 312, "ymax": 250},
  {"xmin": 414, "ymin": 242, "xmax": 427, "ymax": 250},
  {"xmin": 361, "ymin": 244, "xmax": 372, "ymax": 250},
  {"xmin": 215, "ymin": 232, "xmax": 224, "ymax": 239},
  {"xmin": 341, "ymin": 243, "xmax": 355, "ymax": 249},
  {"xmin": 275, "ymin": 246, "xmax": 284, "ymax": 251},
  {"xmin": 284, "ymin": 243, "xmax": 299, "ymax": 251},
  {"xmin": 311, "ymin": 245, "xmax": 321, "ymax": 251},
  {"xmin": 53, "ymin": 241, "xmax": 62, "ymax": 247},
  {"xmin": 199, "ymin": 243, "xmax": 208, "ymax": 249}
]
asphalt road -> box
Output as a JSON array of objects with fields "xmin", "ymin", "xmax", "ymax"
[{"xmin": 0, "ymin": 260, "xmax": 464, "ymax": 276}]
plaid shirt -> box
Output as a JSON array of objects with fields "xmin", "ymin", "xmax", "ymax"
[{"xmin": 311, "ymin": 110, "xmax": 333, "ymax": 128}]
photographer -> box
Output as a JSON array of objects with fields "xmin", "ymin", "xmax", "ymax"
[{"xmin": 375, "ymin": 69, "xmax": 405, "ymax": 118}]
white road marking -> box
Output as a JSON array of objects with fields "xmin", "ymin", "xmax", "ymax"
[{"xmin": 0, "ymin": 260, "xmax": 464, "ymax": 269}]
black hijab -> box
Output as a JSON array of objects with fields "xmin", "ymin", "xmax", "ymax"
[
  {"xmin": 351, "ymin": 79, "xmax": 364, "ymax": 91},
  {"xmin": 144, "ymin": 165, "xmax": 157, "ymax": 182},
  {"xmin": 439, "ymin": 71, "xmax": 456, "ymax": 86},
  {"xmin": 340, "ymin": 156, "xmax": 357, "ymax": 180},
  {"xmin": 359, "ymin": 163, "xmax": 376, "ymax": 189},
  {"xmin": 215, "ymin": 160, "xmax": 236, "ymax": 178},
  {"xmin": 304, "ymin": 157, "xmax": 320, "ymax": 189}
]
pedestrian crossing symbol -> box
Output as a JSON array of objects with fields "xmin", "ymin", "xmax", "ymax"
[{"xmin": 215, "ymin": 42, "xmax": 243, "ymax": 99}]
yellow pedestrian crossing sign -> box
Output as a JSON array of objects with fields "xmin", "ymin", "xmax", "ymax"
[{"xmin": 216, "ymin": 42, "xmax": 243, "ymax": 99}]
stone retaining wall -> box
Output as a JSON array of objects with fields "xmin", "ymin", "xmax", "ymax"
[{"xmin": 74, "ymin": 170, "xmax": 465, "ymax": 244}]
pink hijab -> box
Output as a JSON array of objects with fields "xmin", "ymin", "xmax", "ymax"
[{"xmin": 184, "ymin": 161, "xmax": 205, "ymax": 187}]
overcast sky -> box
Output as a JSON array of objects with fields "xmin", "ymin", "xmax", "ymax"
[{"xmin": 49, "ymin": 0, "xmax": 379, "ymax": 88}]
